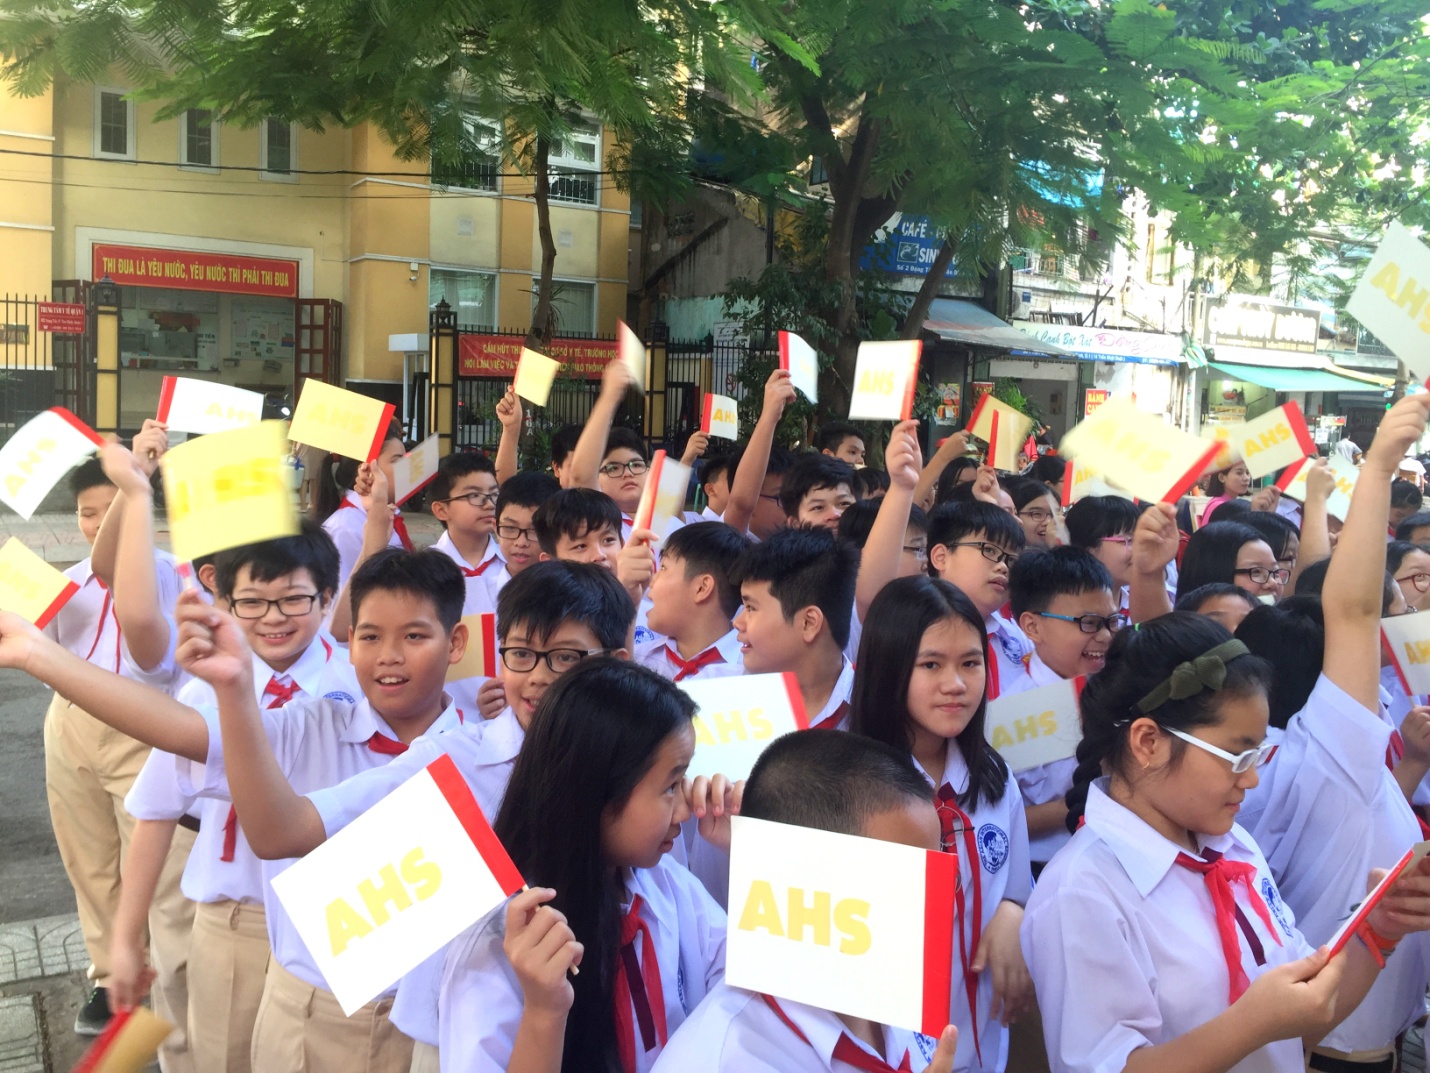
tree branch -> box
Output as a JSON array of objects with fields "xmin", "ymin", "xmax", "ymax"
[{"xmin": 901, "ymin": 234, "xmax": 957, "ymax": 340}]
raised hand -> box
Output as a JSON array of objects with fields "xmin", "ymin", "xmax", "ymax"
[
  {"xmin": 885, "ymin": 420, "xmax": 924, "ymax": 492},
  {"xmin": 496, "ymin": 386, "xmax": 523, "ymax": 431},
  {"xmin": 503, "ymin": 887, "xmax": 583, "ymax": 1016},
  {"xmin": 175, "ymin": 589, "xmax": 253, "ymax": 689}
]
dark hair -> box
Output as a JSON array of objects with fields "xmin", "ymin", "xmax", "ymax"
[
  {"xmin": 742, "ymin": 730, "xmax": 932, "ymax": 835},
  {"xmin": 1029, "ymin": 455, "xmax": 1066, "ymax": 487},
  {"xmin": 1235, "ymin": 596, "xmax": 1323, "ymax": 728},
  {"xmin": 1175, "ymin": 521, "xmax": 1270, "ymax": 602},
  {"xmin": 853, "ymin": 467, "xmax": 890, "ymax": 499},
  {"xmin": 1174, "ymin": 582, "xmax": 1259, "ymax": 614},
  {"xmin": 700, "ymin": 453, "xmax": 734, "ymax": 491},
  {"xmin": 428, "ymin": 451, "xmax": 496, "ymax": 506},
  {"xmin": 926, "ymin": 501, "xmax": 1025, "ymax": 569},
  {"xmin": 604, "ymin": 426, "xmax": 647, "ymax": 463},
  {"xmin": 731, "ymin": 527, "xmax": 859, "ymax": 650},
  {"xmin": 532, "ymin": 488, "xmax": 623, "ymax": 555},
  {"xmin": 1294, "ymin": 559, "xmax": 1398, "ymax": 616},
  {"xmin": 835, "ymin": 501, "xmax": 880, "ymax": 548},
  {"xmin": 764, "ymin": 446, "xmax": 795, "ymax": 477},
  {"xmin": 493, "ymin": 659, "xmax": 695, "ymax": 1073},
  {"xmin": 496, "ymin": 559, "xmax": 635, "ymax": 649},
  {"xmin": 814, "ymin": 421, "xmax": 866, "ymax": 455},
  {"xmin": 1008, "ymin": 546, "xmax": 1114, "ymax": 619},
  {"xmin": 1392, "ymin": 479, "xmax": 1424, "ymax": 512},
  {"xmin": 850, "ymin": 576, "xmax": 1008, "ymax": 809},
  {"xmin": 1206, "ymin": 498, "xmax": 1251, "ymax": 525},
  {"xmin": 68, "ymin": 457, "xmax": 113, "ymax": 497},
  {"xmin": 1066, "ymin": 612, "xmax": 1272, "ymax": 830},
  {"xmin": 1064, "ymin": 496, "xmax": 1141, "ymax": 548},
  {"xmin": 348, "ymin": 548, "xmax": 464, "ymax": 632},
  {"xmin": 1240, "ymin": 511, "xmax": 1298, "ymax": 561},
  {"xmin": 1395, "ymin": 512, "xmax": 1430, "ymax": 542},
  {"xmin": 1007, "ymin": 477, "xmax": 1056, "ymax": 513},
  {"xmin": 661, "ymin": 521, "xmax": 750, "ymax": 619},
  {"xmin": 778, "ymin": 454, "xmax": 856, "ymax": 517},
  {"xmin": 496, "ymin": 471, "xmax": 561, "ymax": 521},
  {"xmin": 212, "ymin": 519, "xmax": 341, "ymax": 601},
  {"xmin": 314, "ymin": 419, "xmax": 404, "ymax": 522},
  {"xmin": 1205, "ymin": 464, "xmax": 1246, "ymax": 498},
  {"xmin": 1389, "ymin": 540, "xmax": 1429, "ymax": 577},
  {"xmin": 934, "ymin": 456, "xmax": 979, "ymax": 505},
  {"xmin": 549, "ymin": 425, "xmax": 583, "ymax": 469}
]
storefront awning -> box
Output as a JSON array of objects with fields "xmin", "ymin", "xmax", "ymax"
[
  {"xmin": 924, "ymin": 299, "xmax": 1072, "ymax": 357},
  {"xmin": 1209, "ymin": 361, "xmax": 1387, "ymax": 393}
]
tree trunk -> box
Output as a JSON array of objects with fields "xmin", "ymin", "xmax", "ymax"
[
  {"xmin": 527, "ymin": 130, "xmax": 558, "ymax": 350},
  {"xmin": 901, "ymin": 235, "xmax": 957, "ymax": 340}
]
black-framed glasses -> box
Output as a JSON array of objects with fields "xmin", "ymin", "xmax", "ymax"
[
  {"xmin": 903, "ymin": 544, "xmax": 929, "ymax": 561},
  {"xmin": 950, "ymin": 541, "xmax": 1019, "ymax": 567},
  {"xmin": 599, "ymin": 460, "xmax": 649, "ymax": 478},
  {"xmin": 1018, "ymin": 508, "xmax": 1056, "ymax": 524},
  {"xmin": 1038, "ymin": 611, "xmax": 1127, "ymax": 635},
  {"xmin": 496, "ymin": 524, "xmax": 538, "ymax": 542},
  {"xmin": 1234, "ymin": 566, "xmax": 1291, "ymax": 585},
  {"xmin": 230, "ymin": 594, "xmax": 320, "ymax": 619},
  {"xmin": 438, "ymin": 490, "xmax": 498, "ymax": 508},
  {"xmin": 1397, "ymin": 571, "xmax": 1430, "ymax": 594},
  {"xmin": 499, "ymin": 646, "xmax": 609, "ymax": 673},
  {"xmin": 758, "ymin": 492, "xmax": 781, "ymax": 502}
]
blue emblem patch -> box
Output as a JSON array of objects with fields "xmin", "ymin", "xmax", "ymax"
[
  {"xmin": 633, "ymin": 625, "xmax": 658, "ymax": 647},
  {"xmin": 1260, "ymin": 877, "xmax": 1293, "ymax": 936},
  {"xmin": 323, "ymin": 691, "xmax": 356, "ymax": 703},
  {"xmin": 977, "ymin": 824, "xmax": 1010, "ymax": 874},
  {"xmin": 913, "ymin": 1033, "xmax": 938, "ymax": 1063}
]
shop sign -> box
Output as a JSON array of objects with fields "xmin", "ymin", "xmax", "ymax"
[
  {"xmin": 1207, "ymin": 296, "xmax": 1320, "ymax": 354},
  {"xmin": 37, "ymin": 302, "xmax": 86, "ymax": 334},
  {"xmin": 458, "ymin": 334, "xmax": 614, "ymax": 379},
  {"xmin": 1084, "ymin": 388, "xmax": 1110, "ymax": 416},
  {"xmin": 1015, "ymin": 323, "xmax": 1182, "ymax": 366},
  {"xmin": 92, "ymin": 244, "xmax": 299, "ymax": 298},
  {"xmin": 858, "ymin": 214, "xmax": 950, "ymax": 276}
]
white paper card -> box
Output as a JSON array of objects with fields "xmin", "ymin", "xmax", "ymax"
[
  {"xmin": 0, "ymin": 408, "xmax": 104, "ymax": 519},
  {"xmin": 847, "ymin": 340, "xmax": 921, "ymax": 421},
  {"xmin": 1347, "ymin": 222, "xmax": 1430, "ymax": 382},
  {"xmin": 156, "ymin": 377, "xmax": 264, "ymax": 435},
  {"xmin": 392, "ymin": 435, "xmax": 442, "ymax": 506},
  {"xmin": 985, "ymin": 676, "xmax": 1084, "ymax": 772},
  {"xmin": 779, "ymin": 331, "xmax": 819, "ymax": 402},
  {"xmin": 676, "ymin": 673, "xmax": 807, "ymax": 781},
  {"xmin": 701, "ymin": 393, "xmax": 739, "ymax": 440},
  {"xmin": 617, "ymin": 320, "xmax": 648, "ymax": 393}
]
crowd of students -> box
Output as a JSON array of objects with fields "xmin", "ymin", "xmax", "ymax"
[{"xmin": 12, "ymin": 360, "xmax": 1430, "ymax": 1073}]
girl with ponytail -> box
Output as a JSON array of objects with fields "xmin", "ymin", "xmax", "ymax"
[{"xmin": 1024, "ymin": 611, "xmax": 1430, "ymax": 1073}]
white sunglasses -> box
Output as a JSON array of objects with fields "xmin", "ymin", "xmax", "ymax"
[{"xmin": 1161, "ymin": 726, "xmax": 1275, "ymax": 774}]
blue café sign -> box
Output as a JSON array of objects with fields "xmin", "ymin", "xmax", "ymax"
[{"xmin": 859, "ymin": 215, "xmax": 948, "ymax": 276}]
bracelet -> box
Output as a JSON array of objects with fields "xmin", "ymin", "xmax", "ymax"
[{"xmin": 1356, "ymin": 919, "xmax": 1399, "ymax": 968}]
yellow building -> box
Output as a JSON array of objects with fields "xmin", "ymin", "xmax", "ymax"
[{"xmin": 0, "ymin": 73, "xmax": 632, "ymax": 431}]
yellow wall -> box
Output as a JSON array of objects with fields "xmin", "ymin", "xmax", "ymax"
[{"xmin": 0, "ymin": 86, "xmax": 56, "ymax": 295}]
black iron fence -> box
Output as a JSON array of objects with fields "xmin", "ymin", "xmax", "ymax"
[{"xmin": 0, "ymin": 284, "xmax": 93, "ymax": 436}]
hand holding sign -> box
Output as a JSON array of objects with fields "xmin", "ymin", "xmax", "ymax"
[
  {"xmin": 701, "ymin": 393, "xmax": 739, "ymax": 440},
  {"xmin": 848, "ymin": 340, "xmax": 921, "ymax": 422},
  {"xmin": 156, "ymin": 376, "xmax": 264, "ymax": 435},
  {"xmin": 1060, "ymin": 396, "xmax": 1221, "ymax": 504},
  {"xmin": 74, "ymin": 1006, "xmax": 174, "ymax": 1073},
  {"xmin": 0, "ymin": 407, "xmax": 104, "ymax": 519},
  {"xmin": 778, "ymin": 331, "xmax": 819, "ymax": 402},
  {"xmin": 631, "ymin": 450, "xmax": 691, "ymax": 541},
  {"xmin": 288, "ymin": 379, "xmax": 396, "ymax": 462},
  {"xmin": 1326, "ymin": 841, "xmax": 1430, "ymax": 957}
]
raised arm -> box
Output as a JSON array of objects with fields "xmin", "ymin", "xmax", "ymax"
[
  {"xmin": 914, "ymin": 432, "xmax": 969, "ymax": 512},
  {"xmin": 723, "ymin": 368, "xmax": 795, "ymax": 536},
  {"xmin": 1128, "ymin": 503, "xmax": 1178, "ymax": 623},
  {"xmin": 1289, "ymin": 459, "xmax": 1333, "ymax": 591},
  {"xmin": 328, "ymin": 464, "xmax": 395, "ymax": 642},
  {"xmin": 565, "ymin": 358, "xmax": 633, "ymax": 490},
  {"xmin": 99, "ymin": 437, "xmax": 172, "ymax": 671},
  {"xmin": 1325, "ymin": 396, "xmax": 1430, "ymax": 711},
  {"xmin": 494, "ymin": 386, "xmax": 523, "ymax": 485},
  {"xmin": 856, "ymin": 419, "xmax": 920, "ymax": 620}
]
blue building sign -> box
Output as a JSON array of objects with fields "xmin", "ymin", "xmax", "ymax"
[{"xmin": 859, "ymin": 215, "xmax": 949, "ymax": 276}]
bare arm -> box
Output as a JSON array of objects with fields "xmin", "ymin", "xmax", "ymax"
[
  {"xmin": 856, "ymin": 419, "xmax": 919, "ymax": 620},
  {"xmin": 328, "ymin": 464, "xmax": 394, "ymax": 643},
  {"xmin": 109, "ymin": 819, "xmax": 175, "ymax": 1010},
  {"xmin": 724, "ymin": 369, "xmax": 796, "ymax": 535},
  {"xmin": 914, "ymin": 432, "xmax": 969, "ymax": 512},
  {"xmin": 565, "ymin": 358, "xmax": 632, "ymax": 490},
  {"xmin": 1128, "ymin": 503, "xmax": 1178, "ymax": 623},
  {"xmin": 494, "ymin": 386, "xmax": 522, "ymax": 485},
  {"xmin": 88, "ymin": 492, "xmax": 124, "ymax": 586},
  {"xmin": 1289, "ymin": 460, "xmax": 1333, "ymax": 592},
  {"xmin": 99, "ymin": 441, "xmax": 172, "ymax": 671}
]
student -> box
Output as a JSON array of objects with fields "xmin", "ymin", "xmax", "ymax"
[
  {"xmin": 732, "ymin": 527, "xmax": 859, "ymax": 729},
  {"xmin": 651, "ymin": 730, "xmax": 961, "ymax": 1073},
  {"xmin": 1007, "ymin": 479, "xmax": 1061, "ymax": 551},
  {"xmin": 1173, "ymin": 583, "xmax": 1259, "ymax": 632},
  {"xmin": 1177, "ymin": 521, "xmax": 1286, "ymax": 603},
  {"xmin": 1394, "ymin": 510, "xmax": 1430, "ymax": 544},
  {"xmin": 1199, "ymin": 459, "xmax": 1253, "ymax": 526},
  {"xmin": 724, "ymin": 369, "xmax": 798, "ymax": 540},
  {"xmin": 487, "ymin": 470, "xmax": 561, "ymax": 593},
  {"xmin": 1026, "ymin": 612, "xmax": 1430, "ymax": 1073},
  {"xmin": 778, "ymin": 454, "xmax": 857, "ymax": 533},
  {"xmin": 1240, "ymin": 512, "xmax": 1299, "ymax": 577},
  {"xmin": 1027, "ymin": 455, "xmax": 1066, "ymax": 501},
  {"xmin": 318, "ymin": 419, "xmax": 409, "ymax": 591},
  {"xmin": 46, "ymin": 441, "xmax": 195, "ymax": 1050},
  {"xmin": 1390, "ymin": 478, "xmax": 1423, "ymax": 533},
  {"xmin": 1064, "ymin": 494, "xmax": 1142, "ymax": 611},
  {"xmin": 1388, "ymin": 539, "xmax": 1430, "ymax": 613},
  {"xmin": 533, "ymin": 488, "xmax": 625, "ymax": 570},
  {"xmin": 639, "ymin": 523, "xmax": 749, "ymax": 682},
  {"xmin": 700, "ymin": 452, "xmax": 736, "ymax": 520},
  {"xmin": 115, "ymin": 522, "xmax": 355, "ymax": 1073},
  {"xmin": 566, "ymin": 355, "xmax": 647, "ymax": 519},
  {"xmin": 816, "ymin": 421, "xmax": 867, "ymax": 467},
  {"xmin": 0, "ymin": 549, "xmax": 472, "ymax": 1073},
  {"xmin": 493, "ymin": 385, "xmax": 521, "ymax": 485},
  {"xmin": 1005, "ymin": 547, "xmax": 1121, "ymax": 866},
  {"xmin": 428, "ymin": 451, "xmax": 504, "ymax": 591},
  {"xmin": 595, "ymin": 427, "xmax": 652, "ymax": 525},
  {"xmin": 934, "ymin": 456, "xmax": 980, "ymax": 506},
  {"xmin": 548, "ymin": 424, "xmax": 584, "ymax": 485},
  {"xmin": 849, "ymin": 575, "xmax": 1032, "ymax": 1073}
]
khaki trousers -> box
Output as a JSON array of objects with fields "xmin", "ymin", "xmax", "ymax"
[
  {"xmin": 251, "ymin": 960, "xmax": 414, "ymax": 1073},
  {"xmin": 189, "ymin": 900, "xmax": 270, "ymax": 1073},
  {"xmin": 43, "ymin": 692, "xmax": 197, "ymax": 1073},
  {"xmin": 408, "ymin": 1042, "xmax": 439, "ymax": 1073}
]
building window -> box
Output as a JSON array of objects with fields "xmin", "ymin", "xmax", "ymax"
[
  {"xmin": 261, "ymin": 118, "xmax": 297, "ymax": 179},
  {"xmin": 94, "ymin": 88, "xmax": 135, "ymax": 160},
  {"xmin": 531, "ymin": 278, "xmax": 596, "ymax": 335},
  {"xmin": 431, "ymin": 269, "xmax": 498, "ymax": 328},
  {"xmin": 180, "ymin": 109, "xmax": 218, "ymax": 169},
  {"xmin": 432, "ymin": 113, "xmax": 500, "ymax": 192},
  {"xmin": 1145, "ymin": 223, "xmax": 1175, "ymax": 285},
  {"xmin": 548, "ymin": 119, "xmax": 599, "ymax": 206}
]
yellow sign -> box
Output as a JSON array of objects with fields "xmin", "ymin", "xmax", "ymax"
[
  {"xmin": 847, "ymin": 340, "xmax": 921, "ymax": 421},
  {"xmin": 288, "ymin": 379, "xmax": 396, "ymax": 462},
  {"xmin": 968, "ymin": 394, "xmax": 1034, "ymax": 472},
  {"xmin": 1347, "ymin": 222, "xmax": 1430, "ymax": 381},
  {"xmin": 160, "ymin": 421, "xmax": 300, "ymax": 561},
  {"xmin": 77, "ymin": 1006, "xmax": 175, "ymax": 1073},
  {"xmin": 0, "ymin": 538, "xmax": 78, "ymax": 627},
  {"xmin": 1060, "ymin": 396, "xmax": 1221, "ymax": 503},
  {"xmin": 513, "ymin": 347, "xmax": 562, "ymax": 407}
]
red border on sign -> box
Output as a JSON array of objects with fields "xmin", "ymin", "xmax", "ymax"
[
  {"xmin": 921, "ymin": 847, "xmax": 959, "ymax": 1037},
  {"xmin": 1060, "ymin": 458, "xmax": 1075, "ymax": 507},
  {"xmin": 632, "ymin": 451, "xmax": 666, "ymax": 533},
  {"xmin": 1283, "ymin": 401, "xmax": 1317, "ymax": 457},
  {"xmin": 1276, "ymin": 457, "xmax": 1309, "ymax": 493},
  {"xmin": 782, "ymin": 671, "xmax": 809, "ymax": 730},
  {"xmin": 1163, "ymin": 442, "xmax": 1224, "ymax": 504},
  {"xmin": 50, "ymin": 407, "xmax": 105, "ymax": 447},
  {"xmin": 156, "ymin": 376, "xmax": 178, "ymax": 423},
  {"xmin": 34, "ymin": 579, "xmax": 79, "ymax": 630},
  {"xmin": 899, "ymin": 340, "xmax": 922, "ymax": 422},
  {"xmin": 480, "ymin": 614, "xmax": 498, "ymax": 678},
  {"xmin": 427, "ymin": 752, "xmax": 525, "ymax": 895},
  {"xmin": 365, "ymin": 402, "xmax": 397, "ymax": 463},
  {"xmin": 701, "ymin": 394, "xmax": 715, "ymax": 435}
]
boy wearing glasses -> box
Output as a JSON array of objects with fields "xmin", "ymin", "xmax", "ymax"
[
  {"xmin": 428, "ymin": 452, "xmax": 504, "ymax": 598},
  {"xmin": 487, "ymin": 471, "xmax": 561, "ymax": 595}
]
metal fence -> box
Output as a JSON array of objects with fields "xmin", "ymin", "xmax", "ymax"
[{"xmin": 0, "ymin": 285, "xmax": 93, "ymax": 436}]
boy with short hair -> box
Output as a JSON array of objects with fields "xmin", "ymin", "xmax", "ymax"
[
  {"xmin": 651, "ymin": 730, "xmax": 958, "ymax": 1073},
  {"xmin": 548, "ymin": 423, "xmax": 584, "ymax": 485},
  {"xmin": 700, "ymin": 452, "xmax": 737, "ymax": 520},
  {"xmin": 778, "ymin": 454, "xmax": 857, "ymax": 533},
  {"xmin": 732, "ymin": 527, "xmax": 859, "ymax": 729},
  {"xmin": 486, "ymin": 470, "xmax": 561, "ymax": 595},
  {"xmin": 532, "ymin": 487, "xmax": 624, "ymax": 570},
  {"xmin": 639, "ymin": 522, "xmax": 749, "ymax": 682},
  {"xmin": 815, "ymin": 421, "xmax": 867, "ymax": 467},
  {"xmin": 428, "ymin": 452, "xmax": 504, "ymax": 597}
]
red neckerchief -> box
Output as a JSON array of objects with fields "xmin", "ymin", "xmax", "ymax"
[
  {"xmin": 366, "ymin": 732, "xmax": 408, "ymax": 755},
  {"xmin": 665, "ymin": 644, "xmax": 725, "ymax": 682},
  {"xmin": 613, "ymin": 894, "xmax": 668, "ymax": 1073},
  {"xmin": 809, "ymin": 699, "xmax": 849, "ymax": 732},
  {"xmin": 221, "ymin": 674, "xmax": 300, "ymax": 862},
  {"xmin": 337, "ymin": 497, "xmax": 412, "ymax": 550},
  {"xmin": 935, "ymin": 783, "xmax": 983, "ymax": 1064},
  {"xmin": 460, "ymin": 553, "xmax": 498, "ymax": 579},
  {"xmin": 1388, "ymin": 728, "xmax": 1406, "ymax": 773},
  {"xmin": 985, "ymin": 633, "xmax": 1001, "ymax": 700},
  {"xmin": 1173, "ymin": 848, "xmax": 1282, "ymax": 1004},
  {"xmin": 759, "ymin": 994, "xmax": 912, "ymax": 1072},
  {"xmin": 82, "ymin": 578, "xmax": 123, "ymax": 673}
]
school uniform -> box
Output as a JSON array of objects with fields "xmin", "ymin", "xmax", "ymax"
[
  {"xmin": 700, "ymin": 505, "xmax": 723, "ymax": 522},
  {"xmin": 430, "ymin": 531, "xmax": 503, "ymax": 713},
  {"xmin": 1241, "ymin": 674, "xmax": 1430, "ymax": 1061},
  {"xmin": 922, "ymin": 744, "xmax": 1031, "ymax": 1073},
  {"xmin": 176, "ymin": 692, "xmax": 465, "ymax": 1073},
  {"xmin": 1381, "ymin": 666, "xmax": 1430, "ymax": 806},
  {"xmin": 652, "ymin": 984, "xmax": 935, "ymax": 1072},
  {"xmin": 125, "ymin": 638, "xmax": 359, "ymax": 1073},
  {"xmin": 844, "ymin": 607, "xmax": 863, "ymax": 664},
  {"xmin": 323, "ymin": 490, "xmax": 408, "ymax": 596},
  {"xmin": 1023, "ymin": 779, "xmax": 1314, "ymax": 1073},
  {"xmin": 995, "ymin": 653, "xmax": 1077, "ymax": 865},
  {"xmin": 42, "ymin": 554, "xmax": 196, "ymax": 1070},
  {"xmin": 437, "ymin": 854, "xmax": 726, "ymax": 1073},
  {"xmin": 806, "ymin": 659, "xmax": 856, "ymax": 731},
  {"xmin": 481, "ymin": 564, "xmax": 512, "ymax": 609},
  {"xmin": 638, "ymin": 630, "xmax": 745, "ymax": 683},
  {"xmin": 984, "ymin": 612, "xmax": 1032, "ymax": 702}
]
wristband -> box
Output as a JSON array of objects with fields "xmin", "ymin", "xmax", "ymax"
[{"xmin": 1356, "ymin": 919, "xmax": 1398, "ymax": 968}]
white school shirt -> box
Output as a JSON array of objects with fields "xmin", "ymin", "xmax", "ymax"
[
  {"xmin": 994, "ymin": 652, "xmax": 1077, "ymax": 864},
  {"xmin": 431, "ymin": 529, "xmax": 503, "ymax": 712},
  {"xmin": 844, "ymin": 605, "xmax": 863, "ymax": 664},
  {"xmin": 323, "ymin": 490, "xmax": 405, "ymax": 595},
  {"xmin": 700, "ymin": 505, "xmax": 723, "ymax": 522},
  {"xmin": 805, "ymin": 658, "xmax": 856, "ymax": 731},
  {"xmin": 437, "ymin": 856, "xmax": 726, "ymax": 1073},
  {"xmin": 175, "ymin": 692, "xmax": 464, "ymax": 991},
  {"xmin": 923, "ymin": 743, "xmax": 1031, "ymax": 1073},
  {"xmin": 637, "ymin": 630, "xmax": 745, "ymax": 683},
  {"xmin": 1022, "ymin": 779, "xmax": 1313, "ymax": 1073},
  {"xmin": 1380, "ymin": 665, "xmax": 1430, "ymax": 806},
  {"xmin": 482, "ymin": 563, "xmax": 512, "ymax": 608},
  {"xmin": 984, "ymin": 611, "xmax": 1032, "ymax": 701},
  {"xmin": 1241, "ymin": 674, "xmax": 1430, "ymax": 1052},
  {"xmin": 652, "ymin": 983, "xmax": 934, "ymax": 1073},
  {"xmin": 123, "ymin": 637, "xmax": 360, "ymax": 904}
]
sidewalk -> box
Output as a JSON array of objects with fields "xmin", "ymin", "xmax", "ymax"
[{"xmin": 0, "ymin": 913, "xmax": 91, "ymax": 1073}]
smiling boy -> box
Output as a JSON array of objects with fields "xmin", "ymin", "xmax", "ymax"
[
  {"xmin": 429, "ymin": 452, "xmax": 504, "ymax": 589},
  {"xmin": 779, "ymin": 454, "xmax": 858, "ymax": 534}
]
